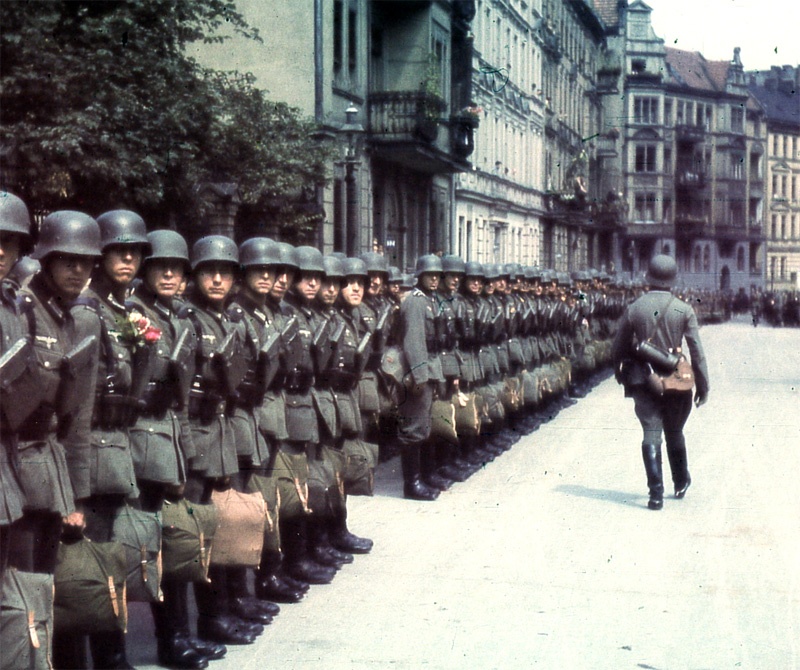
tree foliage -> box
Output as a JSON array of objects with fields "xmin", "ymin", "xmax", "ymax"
[{"xmin": 0, "ymin": 0, "xmax": 332, "ymax": 237}]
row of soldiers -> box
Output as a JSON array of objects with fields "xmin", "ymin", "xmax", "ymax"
[{"xmin": 0, "ymin": 191, "xmax": 629, "ymax": 669}]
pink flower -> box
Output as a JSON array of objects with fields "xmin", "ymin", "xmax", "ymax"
[{"xmin": 143, "ymin": 326, "xmax": 162, "ymax": 344}]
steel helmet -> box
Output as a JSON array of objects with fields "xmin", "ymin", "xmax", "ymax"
[
  {"xmin": 359, "ymin": 251, "xmax": 389, "ymax": 275},
  {"xmin": 415, "ymin": 254, "xmax": 443, "ymax": 277},
  {"xmin": 32, "ymin": 211, "xmax": 102, "ymax": 260},
  {"xmin": 463, "ymin": 261, "xmax": 484, "ymax": 278},
  {"xmin": 322, "ymin": 255, "xmax": 345, "ymax": 280},
  {"xmin": 0, "ymin": 191, "xmax": 33, "ymax": 243},
  {"xmin": 388, "ymin": 265, "xmax": 403, "ymax": 283},
  {"xmin": 399, "ymin": 273, "xmax": 415, "ymax": 290},
  {"xmin": 145, "ymin": 230, "xmax": 190, "ymax": 270},
  {"xmin": 190, "ymin": 235, "xmax": 238, "ymax": 271},
  {"xmin": 341, "ymin": 257, "xmax": 368, "ymax": 279},
  {"xmin": 293, "ymin": 246, "xmax": 325, "ymax": 274},
  {"xmin": 239, "ymin": 237, "xmax": 280, "ymax": 268},
  {"xmin": 441, "ymin": 254, "xmax": 466, "ymax": 275},
  {"xmin": 275, "ymin": 242, "xmax": 298, "ymax": 269},
  {"xmin": 500, "ymin": 263, "xmax": 514, "ymax": 280},
  {"xmin": 524, "ymin": 266, "xmax": 541, "ymax": 281},
  {"xmin": 646, "ymin": 254, "xmax": 677, "ymax": 289},
  {"xmin": 483, "ymin": 263, "xmax": 501, "ymax": 280},
  {"xmin": 96, "ymin": 210, "xmax": 150, "ymax": 253}
]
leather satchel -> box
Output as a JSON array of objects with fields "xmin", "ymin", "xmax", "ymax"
[
  {"xmin": 0, "ymin": 568, "xmax": 54, "ymax": 670},
  {"xmin": 646, "ymin": 355, "xmax": 695, "ymax": 395},
  {"xmin": 209, "ymin": 488, "xmax": 267, "ymax": 567},
  {"xmin": 54, "ymin": 538, "xmax": 128, "ymax": 634}
]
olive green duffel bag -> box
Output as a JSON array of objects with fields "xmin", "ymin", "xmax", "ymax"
[
  {"xmin": 1, "ymin": 568, "xmax": 54, "ymax": 670},
  {"xmin": 342, "ymin": 438, "xmax": 378, "ymax": 497},
  {"xmin": 161, "ymin": 498, "xmax": 217, "ymax": 584},
  {"xmin": 112, "ymin": 504, "xmax": 163, "ymax": 603},
  {"xmin": 431, "ymin": 397, "xmax": 458, "ymax": 444},
  {"xmin": 54, "ymin": 537, "xmax": 127, "ymax": 634},
  {"xmin": 453, "ymin": 391, "xmax": 481, "ymax": 437}
]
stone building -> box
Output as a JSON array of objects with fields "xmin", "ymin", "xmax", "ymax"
[
  {"xmin": 593, "ymin": 0, "xmax": 767, "ymax": 290},
  {"xmin": 748, "ymin": 66, "xmax": 800, "ymax": 290},
  {"xmin": 189, "ymin": 0, "xmax": 477, "ymax": 269}
]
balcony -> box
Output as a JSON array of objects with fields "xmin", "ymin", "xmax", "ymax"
[
  {"xmin": 675, "ymin": 124, "xmax": 706, "ymax": 144},
  {"xmin": 675, "ymin": 213, "xmax": 708, "ymax": 238},
  {"xmin": 676, "ymin": 170, "xmax": 706, "ymax": 189},
  {"xmin": 367, "ymin": 91, "xmax": 472, "ymax": 173},
  {"xmin": 626, "ymin": 223, "xmax": 675, "ymax": 238},
  {"xmin": 716, "ymin": 223, "xmax": 748, "ymax": 240}
]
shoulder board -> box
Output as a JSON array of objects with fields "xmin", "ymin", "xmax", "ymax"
[
  {"xmin": 73, "ymin": 296, "xmax": 101, "ymax": 312},
  {"xmin": 411, "ymin": 288, "xmax": 425, "ymax": 297}
]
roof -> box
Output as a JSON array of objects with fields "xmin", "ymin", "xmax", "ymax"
[
  {"xmin": 664, "ymin": 47, "xmax": 735, "ymax": 94},
  {"xmin": 747, "ymin": 72, "xmax": 800, "ymax": 128},
  {"xmin": 592, "ymin": 0, "xmax": 620, "ymax": 29}
]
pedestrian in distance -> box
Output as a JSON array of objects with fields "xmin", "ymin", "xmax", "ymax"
[{"xmin": 611, "ymin": 254, "xmax": 710, "ymax": 511}]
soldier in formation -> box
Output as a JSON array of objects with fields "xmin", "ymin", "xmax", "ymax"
[{"xmin": 1, "ymin": 190, "xmax": 634, "ymax": 669}]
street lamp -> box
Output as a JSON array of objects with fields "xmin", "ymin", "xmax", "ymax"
[{"xmin": 340, "ymin": 104, "xmax": 364, "ymax": 256}]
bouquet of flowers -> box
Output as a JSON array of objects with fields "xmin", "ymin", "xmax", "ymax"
[
  {"xmin": 461, "ymin": 105, "xmax": 483, "ymax": 119},
  {"xmin": 117, "ymin": 310, "xmax": 162, "ymax": 349}
]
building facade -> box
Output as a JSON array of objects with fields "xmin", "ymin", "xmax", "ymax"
[
  {"xmin": 595, "ymin": 0, "xmax": 767, "ymax": 290},
  {"xmin": 748, "ymin": 66, "xmax": 800, "ymax": 290},
  {"xmin": 190, "ymin": 0, "xmax": 477, "ymax": 270}
]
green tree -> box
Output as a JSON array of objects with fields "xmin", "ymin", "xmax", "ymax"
[{"xmin": 0, "ymin": 0, "xmax": 331, "ymax": 237}]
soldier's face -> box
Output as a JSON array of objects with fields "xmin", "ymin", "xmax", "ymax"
[
  {"xmin": 419, "ymin": 273, "xmax": 439, "ymax": 291},
  {"xmin": 270, "ymin": 267, "xmax": 295, "ymax": 301},
  {"xmin": 47, "ymin": 253, "xmax": 94, "ymax": 299},
  {"xmin": 443, "ymin": 273, "xmax": 461, "ymax": 292},
  {"xmin": 0, "ymin": 232, "xmax": 22, "ymax": 281},
  {"xmin": 367, "ymin": 273, "xmax": 384, "ymax": 297},
  {"xmin": 484, "ymin": 281, "xmax": 495, "ymax": 295},
  {"xmin": 244, "ymin": 265, "xmax": 275, "ymax": 298},
  {"xmin": 340, "ymin": 277, "xmax": 365, "ymax": 306},
  {"xmin": 145, "ymin": 259, "xmax": 185, "ymax": 298},
  {"xmin": 103, "ymin": 244, "xmax": 142, "ymax": 288},
  {"xmin": 319, "ymin": 279, "xmax": 340, "ymax": 305},
  {"xmin": 465, "ymin": 276, "xmax": 483, "ymax": 295},
  {"xmin": 493, "ymin": 278, "xmax": 507, "ymax": 293},
  {"xmin": 196, "ymin": 262, "xmax": 235, "ymax": 305},
  {"xmin": 388, "ymin": 282, "xmax": 400, "ymax": 296},
  {"xmin": 294, "ymin": 271, "xmax": 322, "ymax": 302}
]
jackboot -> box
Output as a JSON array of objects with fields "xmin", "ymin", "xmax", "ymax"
[
  {"xmin": 666, "ymin": 433, "xmax": 691, "ymax": 498},
  {"xmin": 401, "ymin": 443, "xmax": 439, "ymax": 501},
  {"xmin": 641, "ymin": 443, "xmax": 664, "ymax": 510},
  {"xmin": 52, "ymin": 630, "xmax": 88, "ymax": 669},
  {"xmin": 308, "ymin": 517, "xmax": 352, "ymax": 568},
  {"xmin": 228, "ymin": 565, "xmax": 280, "ymax": 619},
  {"xmin": 153, "ymin": 581, "xmax": 209, "ymax": 669},
  {"xmin": 280, "ymin": 517, "xmax": 336, "ymax": 585},
  {"xmin": 89, "ymin": 630, "xmax": 134, "ymax": 669},
  {"xmin": 255, "ymin": 549, "xmax": 305, "ymax": 603},
  {"xmin": 330, "ymin": 504, "xmax": 373, "ymax": 554}
]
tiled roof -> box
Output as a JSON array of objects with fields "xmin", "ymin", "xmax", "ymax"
[
  {"xmin": 592, "ymin": 0, "xmax": 619, "ymax": 28},
  {"xmin": 664, "ymin": 47, "xmax": 733, "ymax": 93}
]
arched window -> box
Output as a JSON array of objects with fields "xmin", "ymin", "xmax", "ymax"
[
  {"xmin": 737, "ymin": 247, "xmax": 745, "ymax": 272},
  {"xmin": 703, "ymin": 245, "xmax": 711, "ymax": 273},
  {"xmin": 693, "ymin": 245, "xmax": 702, "ymax": 273}
]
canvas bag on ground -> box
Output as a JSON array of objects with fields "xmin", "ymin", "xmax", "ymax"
[
  {"xmin": 453, "ymin": 391, "xmax": 481, "ymax": 437},
  {"xmin": 430, "ymin": 397, "xmax": 458, "ymax": 444},
  {"xmin": 160, "ymin": 498, "xmax": 217, "ymax": 583},
  {"xmin": 0, "ymin": 568, "xmax": 54, "ymax": 670},
  {"xmin": 111, "ymin": 504, "xmax": 163, "ymax": 603},
  {"xmin": 54, "ymin": 537, "xmax": 127, "ymax": 634},
  {"xmin": 209, "ymin": 488, "xmax": 267, "ymax": 567}
]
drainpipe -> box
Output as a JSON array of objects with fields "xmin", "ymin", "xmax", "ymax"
[{"xmin": 314, "ymin": 0, "xmax": 325, "ymax": 248}]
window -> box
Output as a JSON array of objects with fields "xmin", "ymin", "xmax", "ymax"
[
  {"xmin": 635, "ymin": 144, "xmax": 657, "ymax": 172},
  {"xmin": 664, "ymin": 147, "xmax": 672, "ymax": 173},
  {"xmin": 781, "ymin": 257, "xmax": 787, "ymax": 279},
  {"xmin": 772, "ymin": 174, "xmax": 780, "ymax": 197},
  {"xmin": 773, "ymin": 134, "xmax": 780, "ymax": 156},
  {"xmin": 703, "ymin": 246, "xmax": 711, "ymax": 272},
  {"xmin": 333, "ymin": 0, "xmax": 359, "ymax": 90},
  {"xmin": 634, "ymin": 193, "xmax": 657, "ymax": 222},
  {"xmin": 731, "ymin": 106, "xmax": 744, "ymax": 133},
  {"xmin": 737, "ymin": 247, "xmax": 745, "ymax": 272},
  {"xmin": 664, "ymin": 99, "xmax": 673, "ymax": 126},
  {"xmin": 634, "ymin": 97, "xmax": 658, "ymax": 124},
  {"xmin": 730, "ymin": 154, "xmax": 744, "ymax": 180}
]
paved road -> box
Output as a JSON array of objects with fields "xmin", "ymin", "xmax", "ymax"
[{"xmin": 132, "ymin": 316, "xmax": 800, "ymax": 670}]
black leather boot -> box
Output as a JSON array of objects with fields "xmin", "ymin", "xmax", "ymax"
[
  {"xmin": 330, "ymin": 505, "xmax": 373, "ymax": 554},
  {"xmin": 642, "ymin": 443, "xmax": 664, "ymax": 510},
  {"xmin": 256, "ymin": 549, "xmax": 305, "ymax": 603},
  {"xmin": 421, "ymin": 442, "xmax": 455, "ymax": 490},
  {"xmin": 52, "ymin": 630, "xmax": 88, "ymax": 669},
  {"xmin": 401, "ymin": 444, "xmax": 439, "ymax": 501},
  {"xmin": 157, "ymin": 633, "xmax": 209, "ymax": 670},
  {"xmin": 89, "ymin": 630, "xmax": 134, "ymax": 669},
  {"xmin": 666, "ymin": 433, "xmax": 691, "ymax": 498},
  {"xmin": 281, "ymin": 518, "xmax": 336, "ymax": 585},
  {"xmin": 153, "ymin": 581, "xmax": 210, "ymax": 669}
]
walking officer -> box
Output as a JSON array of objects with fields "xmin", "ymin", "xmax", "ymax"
[{"xmin": 612, "ymin": 254, "xmax": 710, "ymax": 510}]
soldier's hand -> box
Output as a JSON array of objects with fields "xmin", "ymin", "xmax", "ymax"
[
  {"xmin": 62, "ymin": 510, "xmax": 86, "ymax": 540},
  {"xmin": 694, "ymin": 392, "xmax": 707, "ymax": 408}
]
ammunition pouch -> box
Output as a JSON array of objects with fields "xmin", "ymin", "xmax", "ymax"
[
  {"xmin": 138, "ymin": 381, "xmax": 178, "ymax": 419},
  {"xmin": 233, "ymin": 379, "xmax": 265, "ymax": 409},
  {"xmin": 188, "ymin": 384, "xmax": 226, "ymax": 425},
  {"xmin": 94, "ymin": 390, "xmax": 137, "ymax": 430},
  {"xmin": 322, "ymin": 370, "xmax": 359, "ymax": 393},
  {"xmin": 17, "ymin": 406, "xmax": 58, "ymax": 442}
]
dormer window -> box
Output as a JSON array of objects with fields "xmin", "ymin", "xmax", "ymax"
[{"xmin": 631, "ymin": 59, "xmax": 646, "ymax": 75}]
